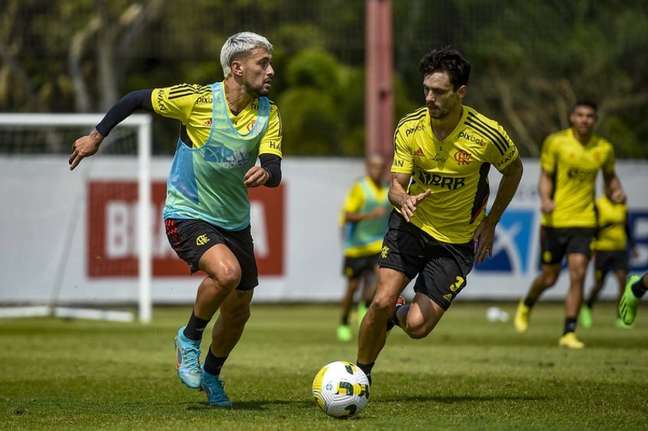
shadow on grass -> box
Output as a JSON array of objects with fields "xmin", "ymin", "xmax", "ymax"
[
  {"xmin": 376, "ymin": 394, "xmax": 548, "ymax": 404},
  {"xmin": 185, "ymin": 399, "xmax": 313, "ymax": 411}
]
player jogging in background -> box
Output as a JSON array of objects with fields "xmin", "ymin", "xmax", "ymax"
[
  {"xmin": 337, "ymin": 154, "xmax": 390, "ymax": 342},
  {"xmin": 514, "ymin": 100, "xmax": 626, "ymax": 349},
  {"xmin": 69, "ymin": 32, "xmax": 282, "ymax": 408},
  {"xmin": 356, "ymin": 47, "xmax": 523, "ymax": 385},
  {"xmin": 580, "ymin": 195, "xmax": 635, "ymax": 329},
  {"xmin": 619, "ymin": 273, "xmax": 647, "ymax": 326}
]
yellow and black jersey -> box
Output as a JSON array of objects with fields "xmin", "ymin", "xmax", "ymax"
[
  {"xmin": 540, "ymin": 129, "xmax": 614, "ymax": 228},
  {"xmin": 392, "ymin": 105, "xmax": 519, "ymax": 244},
  {"xmin": 592, "ymin": 196, "xmax": 630, "ymax": 251},
  {"xmin": 151, "ymin": 83, "xmax": 282, "ymax": 157}
]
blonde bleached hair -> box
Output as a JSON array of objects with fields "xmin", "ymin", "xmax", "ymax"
[{"xmin": 220, "ymin": 32, "xmax": 273, "ymax": 77}]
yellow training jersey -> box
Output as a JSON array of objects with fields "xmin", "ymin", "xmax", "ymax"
[
  {"xmin": 340, "ymin": 177, "xmax": 390, "ymax": 257},
  {"xmin": 151, "ymin": 83, "xmax": 282, "ymax": 157},
  {"xmin": 540, "ymin": 129, "xmax": 614, "ymax": 228},
  {"xmin": 392, "ymin": 106, "xmax": 519, "ymax": 244},
  {"xmin": 592, "ymin": 196, "xmax": 629, "ymax": 251}
]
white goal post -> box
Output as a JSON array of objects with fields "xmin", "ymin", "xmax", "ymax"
[{"xmin": 0, "ymin": 113, "xmax": 152, "ymax": 323}]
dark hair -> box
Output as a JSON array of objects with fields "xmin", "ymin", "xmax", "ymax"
[
  {"xmin": 572, "ymin": 99, "xmax": 598, "ymax": 113},
  {"xmin": 419, "ymin": 47, "xmax": 471, "ymax": 90}
]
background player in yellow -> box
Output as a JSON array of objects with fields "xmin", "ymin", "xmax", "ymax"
[
  {"xmin": 355, "ymin": 47, "xmax": 523, "ymax": 385},
  {"xmin": 514, "ymin": 101, "xmax": 626, "ymax": 349},
  {"xmin": 337, "ymin": 154, "xmax": 390, "ymax": 342},
  {"xmin": 580, "ymin": 195, "xmax": 635, "ymax": 328},
  {"xmin": 69, "ymin": 32, "xmax": 282, "ymax": 407}
]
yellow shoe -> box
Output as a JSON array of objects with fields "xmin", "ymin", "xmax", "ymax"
[
  {"xmin": 337, "ymin": 324, "xmax": 352, "ymax": 342},
  {"xmin": 514, "ymin": 300, "xmax": 530, "ymax": 333},
  {"xmin": 559, "ymin": 332, "xmax": 585, "ymax": 349}
]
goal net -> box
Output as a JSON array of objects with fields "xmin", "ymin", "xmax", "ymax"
[{"xmin": 0, "ymin": 114, "xmax": 152, "ymax": 323}]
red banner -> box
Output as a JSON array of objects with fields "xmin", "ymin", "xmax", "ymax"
[{"xmin": 87, "ymin": 181, "xmax": 285, "ymax": 277}]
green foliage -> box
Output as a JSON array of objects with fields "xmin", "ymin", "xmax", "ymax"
[{"xmin": 1, "ymin": 0, "xmax": 647, "ymax": 157}]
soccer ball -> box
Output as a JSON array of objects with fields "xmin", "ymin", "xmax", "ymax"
[{"xmin": 312, "ymin": 361, "xmax": 370, "ymax": 418}]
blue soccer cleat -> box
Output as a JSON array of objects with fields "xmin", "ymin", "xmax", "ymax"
[
  {"xmin": 175, "ymin": 326, "xmax": 202, "ymax": 389},
  {"xmin": 201, "ymin": 370, "xmax": 233, "ymax": 408}
]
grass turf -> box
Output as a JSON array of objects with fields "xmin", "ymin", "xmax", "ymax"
[{"xmin": 1, "ymin": 302, "xmax": 647, "ymax": 430}]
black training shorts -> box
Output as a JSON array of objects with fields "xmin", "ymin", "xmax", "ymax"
[
  {"xmin": 342, "ymin": 253, "xmax": 379, "ymax": 279},
  {"xmin": 165, "ymin": 218, "xmax": 258, "ymax": 290},
  {"xmin": 540, "ymin": 226, "xmax": 596, "ymax": 265},
  {"xmin": 378, "ymin": 211, "xmax": 474, "ymax": 310},
  {"xmin": 593, "ymin": 250, "xmax": 629, "ymax": 276}
]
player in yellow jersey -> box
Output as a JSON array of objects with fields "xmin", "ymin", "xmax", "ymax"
[
  {"xmin": 355, "ymin": 47, "xmax": 523, "ymax": 385},
  {"xmin": 337, "ymin": 154, "xmax": 390, "ymax": 342},
  {"xmin": 514, "ymin": 101, "xmax": 626, "ymax": 348},
  {"xmin": 579, "ymin": 196, "xmax": 635, "ymax": 328},
  {"xmin": 69, "ymin": 32, "xmax": 282, "ymax": 407}
]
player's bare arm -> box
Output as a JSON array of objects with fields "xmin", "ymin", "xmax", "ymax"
[
  {"xmin": 538, "ymin": 168, "xmax": 555, "ymax": 214},
  {"xmin": 603, "ymin": 170, "xmax": 626, "ymax": 203},
  {"xmin": 474, "ymin": 156, "xmax": 523, "ymax": 263},
  {"xmin": 388, "ymin": 172, "xmax": 431, "ymax": 223}
]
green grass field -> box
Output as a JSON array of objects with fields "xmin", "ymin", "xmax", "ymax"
[{"xmin": 1, "ymin": 303, "xmax": 647, "ymax": 430}]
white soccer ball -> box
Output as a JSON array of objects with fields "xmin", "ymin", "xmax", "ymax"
[{"xmin": 312, "ymin": 361, "xmax": 370, "ymax": 418}]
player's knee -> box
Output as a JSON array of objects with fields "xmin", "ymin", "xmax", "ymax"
[
  {"xmin": 406, "ymin": 323, "xmax": 432, "ymax": 339},
  {"xmin": 369, "ymin": 295, "xmax": 395, "ymax": 317},
  {"xmin": 207, "ymin": 263, "xmax": 241, "ymax": 289},
  {"xmin": 541, "ymin": 272, "xmax": 558, "ymax": 287}
]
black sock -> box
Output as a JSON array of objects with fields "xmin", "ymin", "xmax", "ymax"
[
  {"xmin": 364, "ymin": 299, "xmax": 371, "ymax": 308},
  {"xmin": 632, "ymin": 278, "xmax": 647, "ymax": 299},
  {"xmin": 341, "ymin": 314, "xmax": 350, "ymax": 325},
  {"xmin": 563, "ymin": 317, "xmax": 577, "ymax": 334},
  {"xmin": 204, "ymin": 348, "xmax": 228, "ymax": 376},
  {"xmin": 523, "ymin": 296, "xmax": 536, "ymax": 308},
  {"xmin": 585, "ymin": 298, "xmax": 595, "ymax": 309},
  {"xmin": 357, "ymin": 362, "xmax": 374, "ymax": 383},
  {"xmin": 183, "ymin": 311, "xmax": 210, "ymax": 341}
]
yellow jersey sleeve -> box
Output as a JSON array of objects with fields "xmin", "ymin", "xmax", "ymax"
[
  {"xmin": 258, "ymin": 103, "xmax": 283, "ymax": 157},
  {"xmin": 540, "ymin": 135, "xmax": 557, "ymax": 173},
  {"xmin": 151, "ymin": 83, "xmax": 207, "ymax": 123},
  {"xmin": 483, "ymin": 123, "xmax": 519, "ymax": 171},
  {"xmin": 343, "ymin": 183, "xmax": 365, "ymax": 214},
  {"xmin": 391, "ymin": 124, "xmax": 414, "ymax": 174}
]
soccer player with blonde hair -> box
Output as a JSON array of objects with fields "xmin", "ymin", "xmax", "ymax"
[{"xmin": 70, "ymin": 32, "xmax": 282, "ymax": 407}]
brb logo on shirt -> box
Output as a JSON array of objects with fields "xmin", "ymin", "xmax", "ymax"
[{"xmin": 475, "ymin": 209, "xmax": 535, "ymax": 275}]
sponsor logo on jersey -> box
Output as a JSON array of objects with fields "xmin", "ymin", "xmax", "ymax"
[
  {"xmin": 567, "ymin": 167, "xmax": 597, "ymax": 181},
  {"xmin": 414, "ymin": 147, "xmax": 424, "ymax": 157},
  {"xmin": 196, "ymin": 95, "xmax": 212, "ymax": 104},
  {"xmin": 405, "ymin": 124, "xmax": 425, "ymax": 136},
  {"xmin": 416, "ymin": 172, "xmax": 466, "ymax": 190},
  {"xmin": 454, "ymin": 150, "xmax": 472, "ymax": 165},
  {"xmin": 458, "ymin": 130, "xmax": 487, "ymax": 146}
]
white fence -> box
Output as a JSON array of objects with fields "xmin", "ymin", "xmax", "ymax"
[{"xmin": 1, "ymin": 157, "xmax": 647, "ymax": 304}]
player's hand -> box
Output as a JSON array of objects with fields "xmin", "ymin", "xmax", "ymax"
[
  {"xmin": 610, "ymin": 188, "xmax": 626, "ymax": 204},
  {"xmin": 244, "ymin": 166, "xmax": 270, "ymax": 187},
  {"xmin": 69, "ymin": 130, "xmax": 103, "ymax": 170},
  {"xmin": 473, "ymin": 216, "xmax": 496, "ymax": 263},
  {"xmin": 540, "ymin": 198, "xmax": 555, "ymax": 214},
  {"xmin": 399, "ymin": 189, "xmax": 431, "ymax": 222}
]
